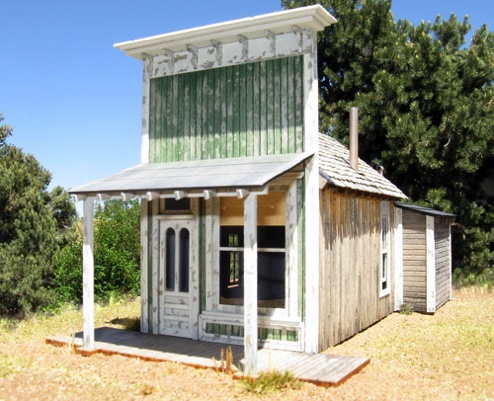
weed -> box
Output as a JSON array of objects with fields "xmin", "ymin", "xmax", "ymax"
[
  {"xmin": 240, "ymin": 369, "xmax": 301, "ymax": 394},
  {"xmin": 136, "ymin": 383, "xmax": 158, "ymax": 396},
  {"xmin": 212, "ymin": 347, "xmax": 234, "ymax": 374},
  {"xmin": 399, "ymin": 303, "xmax": 414, "ymax": 315}
]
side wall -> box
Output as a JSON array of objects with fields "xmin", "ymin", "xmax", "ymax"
[
  {"xmin": 402, "ymin": 209, "xmax": 427, "ymax": 312},
  {"xmin": 435, "ymin": 218, "xmax": 452, "ymax": 309},
  {"xmin": 318, "ymin": 188, "xmax": 395, "ymax": 350}
]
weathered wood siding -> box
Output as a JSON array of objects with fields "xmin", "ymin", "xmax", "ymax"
[
  {"xmin": 148, "ymin": 56, "xmax": 304, "ymax": 162},
  {"xmin": 318, "ymin": 188, "xmax": 395, "ymax": 349},
  {"xmin": 435, "ymin": 218, "xmax": 451, "ymax": 309},
  {"xmin": 402, "ymin": 209, "xmax": 427, "ymax": 312}
]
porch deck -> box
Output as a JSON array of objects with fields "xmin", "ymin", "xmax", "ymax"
[{"xmin": 46, "ymin": 327, "xmax": 369, "ymax": 387}]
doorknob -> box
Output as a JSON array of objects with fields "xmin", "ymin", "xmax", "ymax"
[{"xmin": 159, "ymin": 291, "xmax": 163, "ymax": 295}]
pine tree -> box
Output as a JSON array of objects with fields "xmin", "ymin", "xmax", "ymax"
[
  {"xmin": 282, "ymin": 0, "xmax": 494, "ymax": 280},
  {"xmin": 0, "ymin": 115, "xmax": 62, "ymax": 316}
]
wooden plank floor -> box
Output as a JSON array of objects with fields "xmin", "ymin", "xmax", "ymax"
[{"xmin": 46, "ymin": 327, "xmax": 369, "ymax": 387}]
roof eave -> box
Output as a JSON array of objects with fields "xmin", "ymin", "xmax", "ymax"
[{"xmin": 114, "ymin": 5, "xmax": 336, "ymax": 59}]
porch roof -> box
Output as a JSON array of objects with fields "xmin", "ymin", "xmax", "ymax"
[{"xmin": 69, "ymin": 152, "xmax": 311, "ymax": 200}]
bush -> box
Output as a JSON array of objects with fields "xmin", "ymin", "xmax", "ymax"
[{"xmin": 54, "ymin": 200, "xmax": 141, "ymax": 303}]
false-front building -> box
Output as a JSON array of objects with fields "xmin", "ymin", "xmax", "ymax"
[{"xmin": 70, "ymin": 6, "xmax": 420, "ymax": 372}]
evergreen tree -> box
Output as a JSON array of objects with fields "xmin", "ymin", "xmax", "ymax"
[
  {"xmin": 0, "ymin": 115, "xmax": 60, "ymax": 316},
  {"xmin": 282, "ymin": 0, "xmax": 494, "ymax": 280}
]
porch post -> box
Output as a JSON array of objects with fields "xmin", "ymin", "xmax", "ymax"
[
  {"xmin": 83, "ymin": 197, "xmax": 95, "ymax": 350},
  {"xmin": 243, "ymin": 193, "xmax": 258, "ymax": 375}
]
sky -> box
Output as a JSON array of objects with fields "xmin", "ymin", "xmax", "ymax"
[{"xmin": 1, "ymin": 0, "xmax": 493, "ymax": 204}]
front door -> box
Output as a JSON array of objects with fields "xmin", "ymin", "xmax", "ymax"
[{"xmin": 158, "ymin": 217, "xmax": 198, "ymax": 339}]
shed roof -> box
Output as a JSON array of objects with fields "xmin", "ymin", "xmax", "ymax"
[
  {"xmin": 395, "ymin": 202, "xmax": 456, "ymax": 218},
  {"xmin": 69, "ymin": 152, "xmax": 311, "ymax": 198},
  {"xmin": 318, "ymin": 134, "xmax": 407, "ymax": 199},
  {"xmin": 114, "ymin": 5, "xmax": 336, "ymax": 59}
]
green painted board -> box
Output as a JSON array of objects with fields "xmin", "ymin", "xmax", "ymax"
[{"xmin": 149, "ymin": 56, "xmax": 304, "ymax": 163}]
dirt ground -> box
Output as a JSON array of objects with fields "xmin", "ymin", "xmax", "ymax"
[{"xmin": 1, "ymin": 287, "xmax": 493, "ymax": 401}]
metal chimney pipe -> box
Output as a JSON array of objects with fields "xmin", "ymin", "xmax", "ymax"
[{"xmin": 350, "ymin": 107, "xmax": 359, "ymax": 171}]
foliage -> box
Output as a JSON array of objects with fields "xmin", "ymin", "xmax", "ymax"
[
  {"xmin": 282, "ymin": 0, "xmax": 494, "ymax": 279},
  {"xmin": 399, "ymin": 303, "xmax": 414, "ymax": 315},
  {"xmin": 54, "ymin": 199, "xmax": 141, "ymax": 303},
  {"xmin": 240, "ymin": 370, "xmax": 302, "ymax": 394},
  {"xmin": 0, "ymin": 115, "xmax": 59, "ymax": 316},
  {"xmin": 0, "ymin": 112, "xmax": 13, "ymax": 146},
  {"xmin": 49, "ymin": 185, "xmax": 77, "ymax": 233}
]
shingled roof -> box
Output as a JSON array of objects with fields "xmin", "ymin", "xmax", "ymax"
[{"xmin": 318, "ymin": 133, "xmax": 407, "ymax": 199}]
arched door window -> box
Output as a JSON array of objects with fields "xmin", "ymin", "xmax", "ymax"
[
  {"xmin": 165, "ymin": 228, "xmax": 176, "ymax": 291},
  {"xmin": 179, "ymin": 228, "xmax": 190, "ymax": 293}
]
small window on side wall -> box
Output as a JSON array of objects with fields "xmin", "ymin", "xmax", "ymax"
[{"xmin": 380, "ymin": 201, "xmax": 391, "ymax": 297}]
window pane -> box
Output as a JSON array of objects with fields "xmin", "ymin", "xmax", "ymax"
[
  {"xmin": 165, "ymin": 198, "xmax": 190, "ymax": 211},
  {"xmin": 220, "ymin": 250, "xmax": 244, "ymax": 305},
  {"xmin": 257, "ymin": 226, "xmax": 285, "ymax": 248},
  {"xmin": 382, "ymin": 253, "xmax": 388, "ymax": 290},
  {"xmin": 179, "ymin": 228, "xmax": 190, "ymax": 293},
  {"xmin": 220, "ymin": 226, "xmax": 244, "ymax": 247},
  {"xmin": 258, "ymin": 252, "xmax": 285, "ymax": 308},
  {"xmin": 166, "ymin": 228, "xmax": 175, "ymax": 290}
]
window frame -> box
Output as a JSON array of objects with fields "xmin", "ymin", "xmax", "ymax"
[
  {"xmin": 380, "ymin": 201, "xmax": 391, "ymax": 297},
  {"xmin": 209, "ymin": 185, "xmax": 297, "ymax": 318}
]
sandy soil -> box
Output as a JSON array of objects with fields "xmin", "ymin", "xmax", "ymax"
[{"xmin": 0, "ymin": 287, "xmax": 493, "ymax": 400}]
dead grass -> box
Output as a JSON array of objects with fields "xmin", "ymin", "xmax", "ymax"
[{"xmin": 0, "ymin": 288, "xmax": 493, "ymax": 400}]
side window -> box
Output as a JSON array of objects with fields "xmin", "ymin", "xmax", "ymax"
[{"xmin": 380, "ymin": 202, "xmax": 391, "ymax": 297}]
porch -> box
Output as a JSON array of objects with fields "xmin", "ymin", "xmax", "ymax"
[{"xmin": 46, "ymin": 327, "xmax": 369, "ymax": 387}]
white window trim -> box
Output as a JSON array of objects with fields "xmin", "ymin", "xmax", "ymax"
[
  {"xmin": 380, "ymin": 201, "xmax": 391, "ymax": 297},
  {"xmin": 205, "ymin": 184, "xmax": 299, "ymax": 320}
]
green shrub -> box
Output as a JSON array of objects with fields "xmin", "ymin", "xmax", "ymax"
[
  {"xmin": 53, "ymin": 200, "xmax": 141, "ymax": 303},
  {"xmin": 240, "ymin": 370, "xmax": 301, "ymax": 394}
]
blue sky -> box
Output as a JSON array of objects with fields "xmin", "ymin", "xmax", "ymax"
[{"xmin": 1, "ymin": 0, "xmax": 493, "ymax": 200}]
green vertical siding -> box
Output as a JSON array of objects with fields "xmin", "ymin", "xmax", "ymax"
[{"xmin": 149, "ymin": 56, "xmax": 304, "ymax": 162}]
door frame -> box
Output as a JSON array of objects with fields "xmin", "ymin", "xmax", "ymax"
[{"xmin": 154, "ymin": 206, "xmax": 199, "ymax": 340}]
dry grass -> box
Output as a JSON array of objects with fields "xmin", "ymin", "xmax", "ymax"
[{"xmin": 0, "ymin": 288, "xmax": 493, "ymax": 400}]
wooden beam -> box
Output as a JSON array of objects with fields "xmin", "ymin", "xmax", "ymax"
[
  {"xmin": 146, "ymin": 191, "xmax": 159, "ymax": 201},
  {"xmin": 303, "ymin": 31, "xmax": 320, "ymax": 353},
  {"xmin": 186, "ymin": 44, "xmax": 198, "ymax": 69},
  {"xmin": 97, "ymin": 193, "xmax": 110, "ymax": 202},
  {"xmin": 174, "ymin": 190, "xmax": 187, "ymax": 200},
  {"xmin": 211, "ymin": 40, "xmax": 222, "ymax": 65},
  {"xmin": 140, "ymin": 199, "xmax": 149, "ymax": 333},
  {"xmin": 243, "ymin": 193, "xmax": 258, "ymax": 375},
  {"xmin": 266, "ymin": 30, "xmax": 276, "ymax": 54},
  {"xmin": 203, "ymin": 190, "xmax": 216, "ymax": 200},
  {"xmin": 238, "ymin": 35, "xmax": 249, "ymax": 60},
  {"xmin": 120, "ymin": 192, "xmax": 136, "ymax": 201},
  {"xmin": 236, "ymin": 188, "xmax": 250, "ymax": 199},
  {"xmin": 72, "ymin": 194, "xmax": 87, "ymax": 202},
  {"xmin": 83, "ymin": 197, "xmax": 95, "ymax": 350},
  {"xmin": 162, "ymin": 49, "xmax": 175, "ymax": 74}
]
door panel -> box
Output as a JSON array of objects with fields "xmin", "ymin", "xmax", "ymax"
[{"xmin": 158, "ymin": 218, "xmax": 198, "ymax": 339}]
